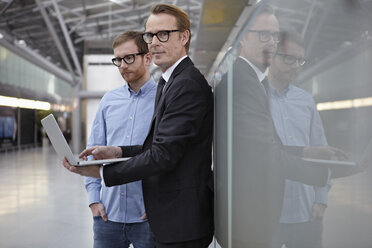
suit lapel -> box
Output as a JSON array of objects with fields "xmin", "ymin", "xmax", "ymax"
[
  {"xmin": 235, "ymin": 57, "xmax": 259, "ymax": 83},
  {"xmin": 163, "ymin": 57, "xmax": 193, "ymax": 94},
  {"xmin": 150, "ymin": 57, "xmax": 193, "ymax": 124},
  {"xmin": 236, "ymin": 57, "xmax": 284, "ymax": 146}
]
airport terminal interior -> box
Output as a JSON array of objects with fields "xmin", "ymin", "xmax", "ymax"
[{"xmin": 1, "ymin": 0, "xmax": 372, "ymax": 247}]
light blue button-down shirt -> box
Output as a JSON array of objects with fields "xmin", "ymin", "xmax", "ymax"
[
  {"xmin": 85, "ymin": 78, "xmax": 156, "ymax": 223},
  {"xmin": 268, "ymin": 83, "xmax": 332, "ymax": 223}
]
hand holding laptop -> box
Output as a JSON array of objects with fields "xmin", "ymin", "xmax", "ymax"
[
  {"xmin": 41, "ymin": 114, "xmax": 130, "ymax": 166},
  {"xmin": 301, "ymin": 141, "xmax": 372, "ymax": 178},
  {"xmin": 61, "ymin": 146, "xmax": 124, "ymax": 178},
  {"xmin": 301, "ymin": 145, "xmax": 357, "ymax": 179},
  {"xmin": 62, "ymin": 157, "xmax": 101, "ymax": 178}
]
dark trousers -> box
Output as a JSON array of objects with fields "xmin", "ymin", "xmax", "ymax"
[
  {"xmin": 155, "ymin": 233, "xmax": 213, "ymax": 248},
  {"xmin": 273, "ymin": 218, "xmax": 323, "ymax": 248}
]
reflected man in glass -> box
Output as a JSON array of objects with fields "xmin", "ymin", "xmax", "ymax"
[
  {"xmin": 227, "ymin": 4, "xmax": 346, "ymax": 247},
  {"xmin": 268, "ymin": 31, "xmax": 330, "ymax": 248}
]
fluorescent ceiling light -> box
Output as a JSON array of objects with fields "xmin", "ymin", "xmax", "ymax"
[
  {"xmin": 17, "ymin": 40, "xmax": 26, "ymax": 46},
  {"xmin": 317, "ymin": 97, "xmax": 372, "ymax": 111},
  {"xmin": 109, "ymin": 0, "xmax": 130, "ymax": 6},
  {"xmin": 0, "ymin": 95, "xmax": 51, "ymax": 110}
]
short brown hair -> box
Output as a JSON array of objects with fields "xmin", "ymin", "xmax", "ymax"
[
  {"xmin": 147, "ymin": 3, "xmax": 191, "ymax": 52},
  {"xmin": 112, "ymin": 31, "xmax": 149, "ymax": 54},
  {"xmin": 278, "ymin": 30, "xmax": 305, "ymax": 50}
]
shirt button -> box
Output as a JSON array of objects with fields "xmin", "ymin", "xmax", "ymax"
[
  {"xmin": 133, "ymin": 98, "xmax": 137, "ymax": 101},
  {"xmin": 126, "ymin": 135, "xmax": 130, "ymax": 139},
  {"xmin": 129, "ymin": 116, "xmax": 133, "ymax": 120},
  {"xmin": 121, "ymin": 193, "xmax": 124, "ymax": 196}
]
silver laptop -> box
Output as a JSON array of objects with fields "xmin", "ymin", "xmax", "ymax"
[
  {"xmin": 301, "ymin": 137, "xmax": 372, "ymax": 168},
  {"xmin": 41, "ymin": 114, "xmax": 130, "ymax": 166}
]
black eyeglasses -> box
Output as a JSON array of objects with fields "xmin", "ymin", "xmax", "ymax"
[
  {"xmin": 276, "ymin": 53, "xmax": 306, "ymax": 67},
  {"xmin": 112, "ymin": 52, "xmax": 145, "ymax": 67},
  {"xmin": 248, "ymin": 30, "xmax": 280, "ymax": 43},
  {"xmin": 142, "ymin": 30, "xmax": 180, "ymax": 44}
]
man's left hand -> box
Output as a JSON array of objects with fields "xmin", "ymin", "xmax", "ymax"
[
  {"xmin": 62, "ymin": 157, "xmax": 101, "ymax": 178},
  {"xmin": 310, "ymin": 203, "xmax": 327, "ymax": 221}
]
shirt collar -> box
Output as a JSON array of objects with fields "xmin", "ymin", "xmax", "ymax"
[
  {"xmin": 162, "ymin": 55, "xmax": 188, "ymax": 82},
  {"xmin": 239, "ymin": 56, "xmax": 268, "ymax": 83},
  {"xmin": 268, "ymin": 81, "xmax": 292, "ymax": 97},
  {"xmin": 126, "ymin": 77, "xmax": 156, "ymax": 96}
]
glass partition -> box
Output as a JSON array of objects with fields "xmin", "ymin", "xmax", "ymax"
[
  {"xmin": 0, "ymin": 45, "xmax": 72, "ymax": 100},
  {"xmin": 213, "ymin": 0, "xmax": 372, "ymax": 247}
]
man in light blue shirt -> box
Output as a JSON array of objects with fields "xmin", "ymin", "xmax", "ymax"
[
  {"xmin": 85, "ymin": 31, "xmax": 156, "ymax": 248},
  {"xmin": 268, "ymin": 31, "xmax": 331, "ymax": 248}
]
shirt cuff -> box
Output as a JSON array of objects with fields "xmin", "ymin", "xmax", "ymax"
[
  {"xmin": 315, "ymin": 187, "xmax": 329, "ymax": 205},
  {"xmin": 100, "ymin": 166, "xmax": 105, "ymax": 185},
  {"xmin": 87, "ymin": 190, "xmax": 101, "ymax": 206},
  {"xmin": 283, "ymin": 145, "xmax": 304, "ymax": 156}
]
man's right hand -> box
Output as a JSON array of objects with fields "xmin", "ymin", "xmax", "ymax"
[
  {"xmin": 79, "ymin": 146, "xmax": 122, "ymax": 160},
  {"xmin": 302, "ymin": 146, "xmax": 349, "ymax": 161},
  {"xmin": 90, "ymin": 203, "xmax": 108, "ymax": 221}
]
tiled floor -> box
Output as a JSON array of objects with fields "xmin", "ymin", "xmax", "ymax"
[
  {"xmin": 323, "ymin": 168, "xmax": 372, "ymax": 248},
  {"xmin": 0, "ymin": 145, "xmax": 93, "ymax": 248},
  {"xmin": 0, "ymin": 145, "xmax": 371, "ymax": 248},
  {"xmin": 0, "ymin": 145, "xmax": 217, "ymax": 248}
]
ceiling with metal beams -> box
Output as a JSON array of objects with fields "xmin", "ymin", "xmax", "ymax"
[
  {"xmin": 0, "ymin": 0, "xmax": 249, "ymax": 85},
  {"xmin": 0, "ymin": 0, "xmax": 205, "ymax": 80},
  {"xmin": 1, "ymin": 0, "xmax": 371, "ymax": 88},
  {"xmin": 273, "ymin": 0, "xmax": 372, "ymax": 71}
]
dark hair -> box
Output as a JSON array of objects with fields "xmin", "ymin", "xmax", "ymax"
[
  {"xmin": 278, "ymin": 30, "xmax": 305, "ymax": 50},
  {"xmin": 147, "ymin": 3, "xmax": 191, "ymax": 52},
  {"xmin": 237, "ymin": 3, "xmax": 277, "ymax": 54},
  {"xmin": 112, "ymin": 31, "xmax": 149, "ymax": 54}
]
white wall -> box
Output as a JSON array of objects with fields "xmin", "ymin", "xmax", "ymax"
[{"xmin": 84, "ymin": 54, "xmax": 125, "ymax": 145}]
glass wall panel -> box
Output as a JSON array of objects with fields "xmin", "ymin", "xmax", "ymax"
[
  {"xmin": 0, "ymin": 47, "xmax": 6, "ymax": 83},
  {"xmin": 213, "ymin": 0, "xmax": 372, "ymax": 247},
  {"xmin": 0, "ymin": 45, "xmax": 72, "ymax": 102}
]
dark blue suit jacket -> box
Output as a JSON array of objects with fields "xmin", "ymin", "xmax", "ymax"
[{"xmin": 102, "ymin": 57, "xmax": 214, "ymax": 243}]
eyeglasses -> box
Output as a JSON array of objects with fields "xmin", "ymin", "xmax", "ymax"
[
  {"xmin": 248, "ymin": 30, "xmax": 280, "ymax": 43},
  {"xmin": 276, "ymin": 53, "xmax": 306, "ymax": 67},
  {"xmin": 112, "ymin": 52, "xmax": 145, "ymax": 67},
  {"xmin": 142, "ymin": 30, "xmax": 180, "ymax": 44}
]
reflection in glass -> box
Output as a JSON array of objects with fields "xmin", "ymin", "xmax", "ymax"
[{"xmin": 213, "ymin": 0, "xmax": 372, "ymax": 247}]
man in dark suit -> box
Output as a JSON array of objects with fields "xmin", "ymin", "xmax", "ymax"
[
  {"xmin": 62, "ymin": 3, "xmax": 214, "ymax": 248},
  {"xmin": 217, "ymin": 4, "xmax": 348, "ymax": 248}
]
